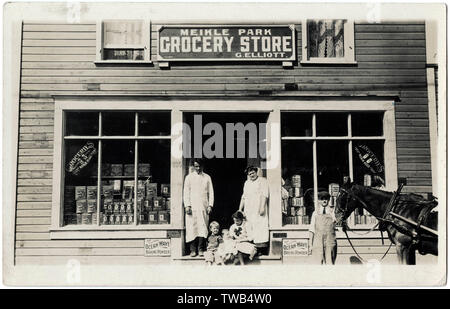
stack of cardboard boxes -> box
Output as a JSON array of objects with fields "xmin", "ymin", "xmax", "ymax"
[
  {"xmin": 282, "ymin": 175, "xmax": 310, "ymax": 225},
  {"xmin": 63, "ymin": 162, "xmax": 170, "ymax": 226}
]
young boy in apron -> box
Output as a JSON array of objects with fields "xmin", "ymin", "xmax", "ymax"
[{"xmin": 308, "ymin": 191, "xmax": 338, "ymax": 264}]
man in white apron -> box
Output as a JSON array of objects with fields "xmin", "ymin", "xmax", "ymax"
[
  {"xmin": 183, "ymin": 159, "xmax": 214, "ymax": 257},
  {"xmin": 239, "ymin": 166, "xmax": 270, "ymax": 254}
]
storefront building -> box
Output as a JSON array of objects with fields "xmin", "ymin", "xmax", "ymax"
[{"xmin": 12, "ymin": 18, "xmax": 438, "ymax": 265}]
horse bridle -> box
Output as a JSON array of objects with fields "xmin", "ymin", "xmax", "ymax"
[
  {"xmin": 336, "ymin": 187, "xmax": 392, "ymax": 263},
  {"xmin": 337, "ymin": 187, "xmax": 371, "ymax": 223}
]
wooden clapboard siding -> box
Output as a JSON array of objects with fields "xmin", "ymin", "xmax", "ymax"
[{"xmin": 15, "ymin": 21, "xmax": 434, "ymax": 265}]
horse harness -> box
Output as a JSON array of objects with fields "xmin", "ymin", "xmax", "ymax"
[{"xmin": 339, "ymin": 186, "xmax": 437, "ymax": 260}]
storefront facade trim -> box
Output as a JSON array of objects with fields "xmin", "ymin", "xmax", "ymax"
[{"xmin": 50, "ymin": 97, "xmax": 397, "ymax": 243}]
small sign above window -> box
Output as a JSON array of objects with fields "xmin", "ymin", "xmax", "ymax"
[{"xmin": 157, "ymin": 25, "xmax": 296, "ymax": 61}]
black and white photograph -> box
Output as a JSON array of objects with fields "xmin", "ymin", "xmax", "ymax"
[{"xmin": 2, "ymin": 1, "xmax": 446, "ymax": 287}]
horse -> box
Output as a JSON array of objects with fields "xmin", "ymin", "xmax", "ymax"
[{"xmin": 335, "ymin": 182, "xmax": 438, "ymax": 265}]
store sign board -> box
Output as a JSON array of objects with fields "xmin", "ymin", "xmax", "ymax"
[
  {"xmin": 144, "ymin": 238, "xmax": 171, "ymax": 256},
  {"xmin": 282, "ymin": 239, "xmax": 309, "ymax": 257},
  {"xmin": 157, "ymin": 25, "xmax": 296, "ymax": 61}
]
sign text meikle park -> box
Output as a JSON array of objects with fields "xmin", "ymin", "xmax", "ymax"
[{"xmin": 157, "ymin": 25, "xmax": 296, "ymax": 61}]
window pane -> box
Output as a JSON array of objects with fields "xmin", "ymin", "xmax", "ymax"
[
  {"xmin": 281, "ymin": 141, "xmax": 314, "ymax": 225},
  {"xmin": 317, "ymin": 140, "xmax": 349, "ymax": 190},
  {"xmin": 65, "ymin": 112, "xmax": 99, "ymax": 136},
  {"xmin": 352, "ymin": 141, "xmax": 385, "ymax": 225},
  {"xmin": 104, "ymin": 49, "xmax": 144, "ymax": 60},
  {"xmin": 104, "ymin": 21, "xmax": 143, "ymax": 46},
  {"xmin": 63, "ymin": 140, "xmax": 99, "ymax": 226},
  {"xmin": 138, "ymin": 111, "xmax": 171, "ymax": 136},
  {"xmin": 316, "ymin": 112, "xmax": 348, "ymax": 136},
  {"xmin": 137, "ymin": 140, "xmax": 171, "ymax": 225},
  {"xmin": 308, "ymin": 20, "xmax": 344, "ymax": 58},
  {"xmin": 281, "ymin": 112, "xmax": 313, "ymax": 137},
  {"xmin": 102, "ymin": 112, "xmax": 135, "ymax": 136},
  {"xmin": 100, "ymin": 140, "xmax": 135, "ymax": 226},
  {"xmin": 352, "ymin": 112, "xmax": 384, "ymax": 136}
]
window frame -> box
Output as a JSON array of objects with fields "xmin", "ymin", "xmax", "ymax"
[
  {"xmin": 95, "ymin": 20, "xmax": 152, "ymax": 64},
  {"xmin": 51, "ymin": 99, "xmax": 397, "ymax": 238},
  {"xmin": 51, "ymin": 100, "xmax": 182, "ymax": 237},
  {"xmin": 277, "ymin": 102, "xmax": 397, "ymax": 230},
  {"xmin": 301, "ymin": 19, "xmax": 356, "ymax": 64}
]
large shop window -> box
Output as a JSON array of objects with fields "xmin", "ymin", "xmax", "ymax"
[
  {"xmin": 96, "ymin": 20, "xmax": 151, "ymax": 62},
  {"xmin": 301, "ymin": 19, "xmax": 355, "ymax": 64},
  {"xmin": 62, "ymin": 111, "xmax": 171, "ymax": 227},
  {"xmin": 281, "ymin": 111, "xmax": 385, "ymax": 228}
]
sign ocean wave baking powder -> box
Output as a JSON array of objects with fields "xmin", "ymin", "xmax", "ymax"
[{"xmin": 157, "ymin": 25, "xmax": 296, "ymax": 61}]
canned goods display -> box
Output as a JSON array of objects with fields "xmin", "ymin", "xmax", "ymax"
[
  {"xmin": 364, "ymin": 174, "xmax": 372, "ymax": 187},
  {"xmin": 102, "ymin": 213, "xmax": 109, "ymax": 225},
  {"xmin": 115, "ymin": 214, "xmax": 122, "ymax": 225},
  {"xmin": 291, "ymin": 197, "xmax": 304, "ymax": 207},
  {"xmin": 109, "ymin": 214, "xmax": 115, "ymax": 225},
  {"xmin": 328, "ymin": 183, "xmax": 340, "ymax": 197},
  {"xmin": 294, "ymin": 187, "xmax": 303, "ymax": 197},
  {"xmin": 120, "ymin": 202, "xmax": 126, "ymax": 213}
]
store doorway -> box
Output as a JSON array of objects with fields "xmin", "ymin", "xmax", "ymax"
[{"xmin": 183, "ymin": 112, "xmax": 269, "ymax": 231}]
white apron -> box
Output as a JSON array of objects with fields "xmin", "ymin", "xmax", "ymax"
[
  {"xmin": 183, "ymin": 172, "xmax": 214, "ymax": 243},
  {"xmin": 242, "ymin": 177, "xmax": 270, "ymax": 244}
]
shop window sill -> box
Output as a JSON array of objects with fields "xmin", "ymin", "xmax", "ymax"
[
  {"xmin": 50, "ymin": 225, "xmax": 182, "ymax": 239},
  {"xmin": 94, "ymin": 60, "xmax": 153, "ymax": 65},
  {"xmin": 300, "ymin": 59, "xmax": 357, "ymax": 65}
]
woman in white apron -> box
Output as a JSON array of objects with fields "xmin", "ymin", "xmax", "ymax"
[
  {"xmin": 183, "ymin": 159, "xmax": 214, "ymax": 257},
  {"xmin": 239, "ymin": 166, "xmax": 270, "ymax": 253}
]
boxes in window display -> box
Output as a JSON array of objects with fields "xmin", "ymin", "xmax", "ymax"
[
  {"xmin": 291, "ymin": 175, "xmax": 301, "ymax": 188},
  {"xmin": 102, "ymin": 163, "xmax": 111, "ymax": 176},
  {"xmin": 81, "ymin": 213, "xmax": 92, "ymax": 224},
  {"xmin": 364, "ymin": 174, "xmax": 372, "ymax": 187},
  {"xmin": 146, "ymin": 183, "xmax": 158, "ymax": 198},
  {"xmin": 87, "ymin": 199, "xmax": 97, "ymax": 213},
  {"xmin": 328, "ymin": 183, "xmax": 340, "ymax": 197},
  {"xmin": 124, "ymin": 164, "xmax": 134, "ymax": 176},
  {"xmin": 138, "ymin": 163, "xmax": 151, "ymax": 176},
  {"xmin": 111, "ymin": 164, "xmax": 123, "ymax": 176},
  {"xmin": 122, "ymin": 180, "xmax": 134, "ymax": 200},
  {"xmin": 87, "ymin": 186, "xmax": 97, "ymax": 199},
  {"xmin": 76, "ymin": 200, "xmax": 87, "ymax": 213},
  {"xmin": 102, "ymin": 185, "xmax": 114, "ymax": 199},
  {"xmin": 290, "ymin": 197, "xmax": 304, "ymax": 207},
  {"xmin": 75, "ymin": 186, "xmax": 87, "ymax": 200}
]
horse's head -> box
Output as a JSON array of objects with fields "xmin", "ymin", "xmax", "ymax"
[{"xmin": 335, "ymin": 181, "xmax": 360, "ymax": 227}]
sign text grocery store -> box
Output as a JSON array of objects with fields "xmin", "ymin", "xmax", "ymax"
[{"xmin": 157, "ymin": 25, "xmax": 296, "ymax": 61}]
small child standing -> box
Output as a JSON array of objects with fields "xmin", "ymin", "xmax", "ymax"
[
  {"xmin": 205, "ymin": 221, "xmax": 223, "ymax": 265},
  {"xmin": 308, "ymin": 191, "xmax": 338, "ymax": 265},
  {"xmin": 229, "ymin": 211, "xmax": 257, "ymax": 264}
]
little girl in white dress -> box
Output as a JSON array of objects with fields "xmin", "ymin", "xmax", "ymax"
[{"xmin": 229, "ymin": 211, "xmax": 257, "ymax": 264}]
